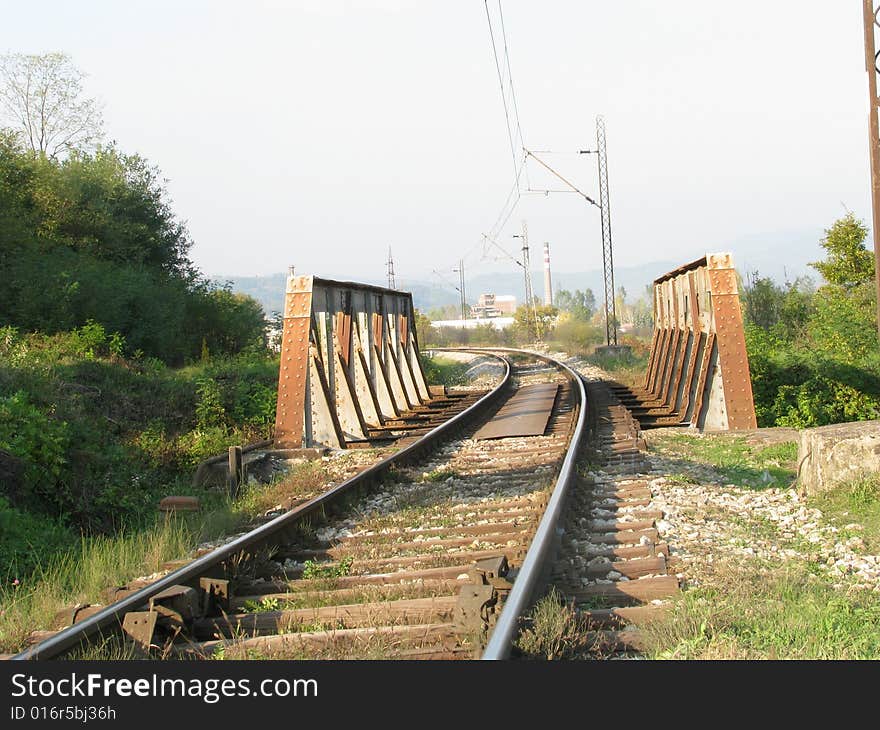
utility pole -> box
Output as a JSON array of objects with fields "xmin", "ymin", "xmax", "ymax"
[
  {"xmin": 452, "ymin": 260, "xmax": 467, "ymax": 342},
  {"xmin": 596, "ymin": 115, "xmax": 618, "ymax": 346},
  {"xmin": 513, "ymin": 221, "xmax": 541, "ymax": 339},
  {"xmin": 386, "ymin": 246, "xmax": 396, "ymax": 290},
  {"xmin": 452, "ymin": 260, "xmax": 467, "ymax": 321},
  {"xmin": 862, "ymin": 0, "xmax": 880, "ymax": 339}
]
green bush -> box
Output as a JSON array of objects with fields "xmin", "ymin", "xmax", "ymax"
[
  {"xmin": 195, "ymin": 377, "xmax": 226, "ymax": 429},
  {"xmin": 0, "ymin": 497, "xmax": 72, "ymax": 578},
  {"xmin": 421, "ymin": 356, "xmax": 469, "ymax": 387},
  {"xmin": 551, "ymin": 317, "xmax": 604, "ymax": 354},
  {"xmin": 0, "ymin": 390, "xmax": 69, "ymax": 507},
  {"xmin": 773, "ymin": 376, "xmax": 880, "ymax": 428},
  {"xmin": 0, "ymin": 330, "xmax": 279, "ymax": 531},
  {"xmin": 743, "ymin": 215, "xmax": 880, "ymax": 429}
]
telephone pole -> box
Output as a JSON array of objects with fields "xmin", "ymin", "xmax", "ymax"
[{"xmin": 862, "ymin": 0, "xmax": 880, "ymax": 339}]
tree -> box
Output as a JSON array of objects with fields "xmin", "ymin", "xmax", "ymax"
[
  {"xmin": 810, "ymin": 212, "xmax": 874, "ymax": 288},
  {"xmin": 0, "ymin": 53, "xmax": 103, "ymax": 158},
  {"xmin": 513, "ymin": 304, "xmax": 558, "ymax": 341},
  {"xmin": 555, "ymin": 288, "xmax": 595, "ymax": 321},
  {"xmin": 743, "ymin": 273, "xmax": 783, "ymax": 330}
]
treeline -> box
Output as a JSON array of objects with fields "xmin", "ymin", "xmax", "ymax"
[
  {"xmin": 742, "ymin": 213, "xmax": 880, "ymax": 427},
  {"xmin": 0, "ymin": 133, "xmax": 265, "ymax": 364}
]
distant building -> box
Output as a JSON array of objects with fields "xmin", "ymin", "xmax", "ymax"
[{"xmin": 471, "ymin": 293, "xmax": 516, "ymax": 319}]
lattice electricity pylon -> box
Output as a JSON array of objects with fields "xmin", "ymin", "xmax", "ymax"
[
  {"xmin": 386, "ymin": 246, "xmax": 396, "ymax": 290},
  {"xmin": 514, "ymin": 221, "xmax": 541, "ymax": 338},
  {"xmin": 596, "ymin": 115, "xmax": 618, "ymax": 347}
]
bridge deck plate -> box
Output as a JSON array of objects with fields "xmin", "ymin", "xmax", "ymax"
[{"xmin": 473, "ymin": 383, "xmax": 559, "ymax": 440}]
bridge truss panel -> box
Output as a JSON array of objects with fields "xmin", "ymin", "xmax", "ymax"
[
  {"xmin": 642, "ymin": 253, "xmax": 757, "ymax": 431},
  {"xmin": 274, "ymin": 275, "xmax": 430, "ymax": 448}
]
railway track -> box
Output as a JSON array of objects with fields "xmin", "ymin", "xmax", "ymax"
[
  {"xmin": 10, "ymin": 350, "xmax": 577, "ymax": 660},
  {"xmin": 11, "ymin": 349, "xmax": 678, "ymax": 661}
]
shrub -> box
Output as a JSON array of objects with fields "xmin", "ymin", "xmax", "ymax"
[
  {"xmin": 773, "ymin": 376, "xmax": 880, "ymax": 428},
  {"xmin": 552, "ymin": 317, "xmax": 604, "ymax": 354},
  {"xmin": 0, "ymin": 391, "xmax": 69, "ymax": 508},
  {"xmin": 0, "ymin": 497, "xmax": 72, "ymax": 578}
]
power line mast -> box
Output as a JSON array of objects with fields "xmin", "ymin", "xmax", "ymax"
[
  {"xmin": 862, "ymin": 0, "xmax": 880, "ymax": 340},
  {"xmin": 514, "ymin": 220, "xmax": 541, "ymax": 339},
  {"xmin": 596, "ymin": 115, "xmax": 618, "ymax": 346},
  {"xmin": 386, "ymin": 246, "xmax": 396, "ymax": 290},
  {"xmin": 453, "ymin": 260, "xmax": 467, "ymax": 322}
]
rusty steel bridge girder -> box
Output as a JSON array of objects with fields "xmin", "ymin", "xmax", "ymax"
[
  {"xmin": 274, "ymin": 274, "xmax": 430, "ymax": 449},
  {"xmin": 620, "ymin": 252, "xmax": 756, "ymax": 431}
]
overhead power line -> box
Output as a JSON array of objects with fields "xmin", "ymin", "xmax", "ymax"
[
  {"xmin": 484, "ymin": 0, "xmax": 519, "ymax": 183},
  {"xmin": 497, "ymin": 0, "xmax": 529, "ymax": 190}
]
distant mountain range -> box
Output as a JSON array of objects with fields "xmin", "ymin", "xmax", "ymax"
[
  {"xmin": 213, "ymin": 230, "xmax": 826, "ymax": 317},
  {"xmin": 213, "ymin": 259, "xmax": 689, "ymax": 317}
]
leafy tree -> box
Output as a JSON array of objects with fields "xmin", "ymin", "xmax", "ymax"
[
  {"xmin": 0, "ymin": 134, "xmax": 265, "ymax": 363},
  {"xmin": 810, "ymin": 213, "xmax": 874, "ymax": 288},
  {"xmin": 631, "ymin": 284, "xmax": 654, "ymax": 329},
  {"xmin": 743, "ymin": 273, "xmax": 815, "ymax": 340},
  {"xmin": 743, "ymin": 273, "xmax": 783, "ymax": 330},
  {"xmin": 513, "ymin": 304, "xmax": 558, "ymax": 340},
  {"xmin": 807, "ymin": 283, "xmax": 877, "ymax": 364},
  {"xmin": 744, "ymin": 213, "xmax": 878, "ymax": 429},
  {"xmin": 414, "ymin": 308, "xmax": 432, "ymax": 348},
  {"xmin": 0, "ymin": 52, "xmax": 103, "ymax": 158},
  {"xmin": 555, "ymin": 288, "xmax": 595, "ymax": 321}
]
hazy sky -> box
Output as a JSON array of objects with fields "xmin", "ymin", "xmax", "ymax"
[{"xmin": 1, "ymin": 1, "xmax": 873, "ymax": 288}]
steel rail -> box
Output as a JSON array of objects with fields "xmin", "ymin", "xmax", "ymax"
[
  {"xmin": 12, "ymin": 355, "xmax": 512, "ymax": 660},
  {"xmin": 460, "ymin": 348, "xmax": 587, "ymax": 660}
]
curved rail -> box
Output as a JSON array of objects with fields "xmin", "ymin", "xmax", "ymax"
[
  {"xmin": 13, "ymin": 354, "xmax": 512, "ymax": 660},
  {"xmin": 439, "ymin": 348, "xmax": 588, "ymax": 660}
]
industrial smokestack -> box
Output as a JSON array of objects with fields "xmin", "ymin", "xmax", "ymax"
[{"xmin": 543, "ymin": 242, "xmax": 553, "ymax": 306}]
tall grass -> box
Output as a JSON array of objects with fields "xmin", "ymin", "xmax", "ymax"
[
  {"xmin": 0, "ymin": 516, "xmax": 196, "ymax": 652},
  {"xmin": 0, "ymin": 459, "xmax": 327, "ymax": 654}
]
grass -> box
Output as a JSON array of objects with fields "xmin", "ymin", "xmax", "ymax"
[
  {"xmin": 420, "ymin": 355, "xmax": 470, "ymax": 387},
  {"xmin": 301, "ymin": 556, "xmax": 354, "ymax": 580},
  {"xmin": 0, "ymin": 460, "xmax": 331, "ymax": 654},
  {"xmin": 515, "ymin": 589, "xmax": 588, "ymax": 660},
  {"xmin": 648, "ymin": 432, "xmax": 798, "ymax": 489},
  {"xmin": 584, "ymin": 341, "xmax": 651, "ymax": 388},
  {"xmin": 241, "ymin": 596, "xmax": 283, "ymax": 613},
  {"xmin": 643, "ymin": 473, "xmax": 880, "ymax": 660},
  {"xmin": 420, "ymin": 466, "xmax": 457, "ymax": 483},
  {"xmin": 642, "ymin": 562, "xmax": 880, "ymax": 659},
  {"xmin": 809, "ymin": 473, "xmax": 880, "ymax": 553},
  {"xmin": 0, "ymin": 516, "xmax": 197, "ymax": 652}
]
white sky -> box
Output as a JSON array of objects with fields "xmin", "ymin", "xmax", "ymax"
[{"xmin": 1, "ymin": 1, "xmax": 872, "ymax": 284}]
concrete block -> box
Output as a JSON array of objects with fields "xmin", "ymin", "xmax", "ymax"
[{"xmin": 797, "ymin": 420, "xmax": 880, "ymax": 495}]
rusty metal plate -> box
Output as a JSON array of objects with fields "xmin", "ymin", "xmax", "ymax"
[
  {"xmin": 274, "ymin": 275, "xmax": 315, "ymax": 448},
  {"xmin": 708, "ymin": 269, "xmax": 739, "ymax": 297},
  {"xmin": 473, "ymin": 384, "xmax": 559, "ymax": 440},
  {"xmin": 712, "ymin": 295, "xmax": 757, "ymax": 429}
]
